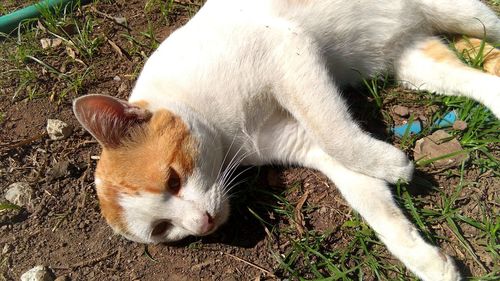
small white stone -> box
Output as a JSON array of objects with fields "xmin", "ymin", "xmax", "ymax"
[
  {"xmin": 114, "ymin": 17, "xmax": 127, "ymax": 25},
  {"xmin": 46, "ymin": 119, "xmax": 73, "ymax": 140},
  {"xmin": 20, "ymin": 266, "xmax": 55, "ymax": 281},
  {"xmin": 113, "ymin": 75, "xmax": 121, "ymax": 81},
  {"xmin": 2, "ymin": 244, "xmax": 12, "ymax": 255},
  {"xmin": 4, "ymin": 182, "xmax": 32, "ymax": 207}
]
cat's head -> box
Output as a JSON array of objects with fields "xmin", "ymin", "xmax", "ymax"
[{"xmin": 73, "ymin": 94, "xmax": 229, "ymax": 243}]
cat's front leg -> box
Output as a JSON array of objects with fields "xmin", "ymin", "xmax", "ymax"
[
  {"xmin": 304, "ymin": 147, "xmax": 461, "ymax": 281},
  {"xmin": 270, "ymin": 29, "xmax": 412, "ymax": 183},
  {"xmin": 252, "ymin": 112, "xmax": 459, "ymax": 280}
]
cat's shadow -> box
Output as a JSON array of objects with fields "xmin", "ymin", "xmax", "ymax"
[{"xmin": 165, "ymin": 166, "xmax": 282, "ymax": 248}]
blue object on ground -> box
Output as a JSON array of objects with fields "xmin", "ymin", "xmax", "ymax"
[
  {"xmin": 434, "ymin": 111, "xmax": 457, "ymax": 128},
  {"xmin": 392, "ymin": 120, "xmax": 422, "ymax": 138}
]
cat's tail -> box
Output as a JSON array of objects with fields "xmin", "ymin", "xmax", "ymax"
[{"xmin": 419, "ymin": 0, "xmax": 500, "ymax": 42}]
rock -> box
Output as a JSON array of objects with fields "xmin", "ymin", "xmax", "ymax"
[
  {"xmin": 413, "ymin": 130, "xmax": 468, "ymax": 168},
  {"xmin": 54, "ymin": 276, "xmax": 70, "ymax": 281},
  {"xmin": 113, "ymin": 75, "xmax": 121, "ymax": 81},
  {"xmin": 453, "ymin": 120, "xmax": 468, "ymax": 131},
  {"xmin": 427, "ymin": 130, "xmax": 453, "ymax": 144},
  {"xmin": 4, "ymin": 182, "xmax": 33, "ymax": 207},
  {"xmin": 47, "ymin": 119, "xmax": 73, "ymax": 140},
  {"xmin": 46, "ymin": 161, "xmax": 70, "ymax": 180},
  {"xmin": 392, "ymin": 105, "xmax": 410, "ymax": 117},
  {"xmin": 114, "ymin": 17, "xmax": 127, "ymax": 25},
  {"xmin": 20, "ymin": 266, "xmax": 55, "ymax": 281}
]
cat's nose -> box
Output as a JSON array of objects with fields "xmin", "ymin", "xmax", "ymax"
[{"xmin": 200, "ymin": 212, "xmax": 215, "ymax": 235}]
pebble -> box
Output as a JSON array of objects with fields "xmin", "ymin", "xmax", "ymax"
[
  {"xmin": 392, "ymin": 105, "xmax": 410, "ymax": 117},
  {"xmin": 114, "ymin": 17, "xmax": 127, "ymax": 25},
  {"xmin": 20, "ymin": 266, "xmax": 55, "ymax": 281},
  {"xmin": 453, "ymin": 120, "xmax": 468, "ymax": 131},
  {"xmin": 46, "ymin": 160, "xmax": 70, "ymax": 180},
  {"xmin": 47, "ymin": 119, "xmax": 73, "ymax": 140},
  {"xmin": 113, "ymin": 76, "xmax": 121, "ymax": 81},
  {"xmin": 4, "ymin": 182, "xmax": 33, "ymax": 207},
  {"xmin": 318, "ymin": 206, "xmax": 328, "ymax": 214}
]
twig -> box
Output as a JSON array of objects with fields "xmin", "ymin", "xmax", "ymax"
[
  {"xmin": 52, "ymin": 250, "xmax": 117, "ymax": 270},
  {"xmin": 294, "ymin": 190, "xmax": 310, "ymax": 236},
  {"xmin": 0, "ymin": 132, "xmax": 47, "ymax": 152},
  {"xmin": 222, "ymin": 252, "xmax": 276, "ymax": 278}
]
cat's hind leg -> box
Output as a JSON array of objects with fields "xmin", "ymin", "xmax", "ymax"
[
  {"xmin": 304, "ymin": 147, "xmax": 460, "ymax": 281},
  {"xmin": 396, "ymin": 36, "xmax": 500, "ymax": 118},
  {"xmin": 419, "ymin": 0, "xmax": 500, "ymax": 42}
]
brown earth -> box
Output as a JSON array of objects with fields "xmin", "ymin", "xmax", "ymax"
[{"xmin": 1, "ymin": 1, "xmax": 498, "ymax": 281}]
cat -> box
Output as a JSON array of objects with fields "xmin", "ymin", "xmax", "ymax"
[{"xmin": 73, "ymin": 1, "xmax": 500, "ymax": 280}]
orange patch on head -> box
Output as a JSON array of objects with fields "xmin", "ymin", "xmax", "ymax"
[{"xmin": 94, "ymin": 109, "xmax": 197, "ymax": 231}]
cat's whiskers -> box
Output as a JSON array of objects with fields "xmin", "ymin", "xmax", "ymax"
[
  {"xmin": 218, "ymin": 151, "xmax": 248, "ymax": 191},
  {"xmin": 217, "ymin": 132, "xmax": 279, "ymax": 202},
  {"xmin": 215, "ymin": 135, "xmax": 239, "ymax": 181},
  {"xmin": 217, "ymin": 142, "xmax": 247, "ymax": 186},
  {"xmin": 221, "ymin": 165, "xmax": 254, "ymax": 194}
]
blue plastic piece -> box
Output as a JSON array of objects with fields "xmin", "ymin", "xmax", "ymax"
[
  {"xmin": 434, "ymin": 111, "xmax": 457, "ymax": 128},
  {"xmin": 392, "ymin": 120, "xmax": 422, "ymax": 138}
]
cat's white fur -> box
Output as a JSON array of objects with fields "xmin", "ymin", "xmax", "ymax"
[{"xmin": 78, "ymin": 0, "xmax": 500, "ymax": 280}]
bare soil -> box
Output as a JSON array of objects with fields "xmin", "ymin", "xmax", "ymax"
[{"xmin": 1, "ymin": 1, "xmax": 498, "ymax": 280}]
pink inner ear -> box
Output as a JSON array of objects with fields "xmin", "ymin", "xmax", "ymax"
[{"xmin": 73, "ymin": 95, "xmax": 152, "ymax": 148}]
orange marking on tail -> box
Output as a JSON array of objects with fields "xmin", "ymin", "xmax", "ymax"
[
  {"xmin": 422, "ymin": 39, "xmax": 462, "ymax": 65},
  {"xmin": 454, "ymin": 37, "xmax": 500, "ymax": 76}
]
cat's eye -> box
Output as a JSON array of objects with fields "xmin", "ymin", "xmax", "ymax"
[
  {"xmin": 167, "ymin": 168, "xmax": 181, "ymax": 195},
  {"xmin": 151, "ymin": 220, "xmax": 172, "ymax": 237}
]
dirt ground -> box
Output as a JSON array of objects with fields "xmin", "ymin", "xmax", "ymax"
[{"xmin": 0, "ymin": 1, "xmax": 499, "ymax": 280}]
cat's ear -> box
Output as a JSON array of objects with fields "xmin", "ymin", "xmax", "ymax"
[{"xmin": 73, "ymin": 94, "xmax": 152, "ymax": 148}]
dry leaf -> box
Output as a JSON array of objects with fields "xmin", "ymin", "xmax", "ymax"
[
  {"xmin": 40, "ymin": 38, "xmax": 62, "ymax": 49},
  {"xmin": 107, "ymin": 39, "xmax": 123, "ymax": 57},
  {"xmin": 66, "ymin": 46, "xmax": 77, "ymax": 60},
  {"xmin": 294, "ymin": 190, "xmax": 310, "ymax": 237},
  {"xmin": 40, "ymin": 38, "xmax": 51, "ymax": 49}
]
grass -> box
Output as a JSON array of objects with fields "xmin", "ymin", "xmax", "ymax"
[
  {"xmin": 0, "ymin": 0, "xmax": 498, "ymax": 280},
  {"xmin": 0, "ymin": 202, "xmax": 21, "ymax": 212}
]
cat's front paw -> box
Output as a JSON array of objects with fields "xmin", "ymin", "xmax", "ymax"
[
  {"xmin": 441, "ymin": 255, "xmax": 462, "ymax": 281},
  {"xmin": 418, "ymin": 253, "xmax": 461, "ymax": 281},
  {"xmin": 383, "ymin": 149, "xmax": 414, "ymax": 184},
  {"xmin": 367, "ymin": 142, "xmax": 414, "ymax": 184}
]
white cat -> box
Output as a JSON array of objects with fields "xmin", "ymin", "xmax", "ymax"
[{"xmin": 73, "ymin": 1, "xmax": 500, "ymax": 280}]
